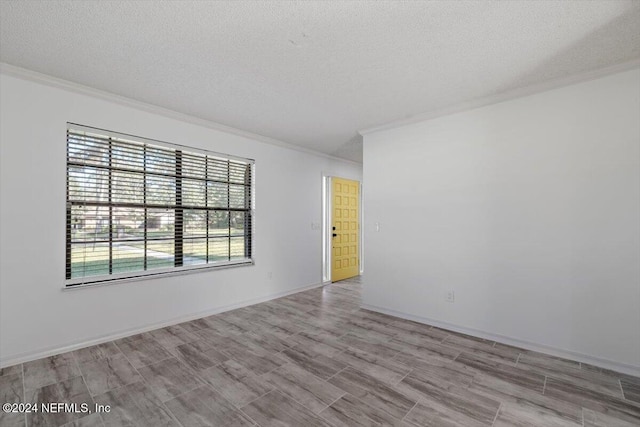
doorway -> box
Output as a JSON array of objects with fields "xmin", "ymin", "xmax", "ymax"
[{"xmin": 330, "ymin": 177, "xmax": 360, "ymax": 282}]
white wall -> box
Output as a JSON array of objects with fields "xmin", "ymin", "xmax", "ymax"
[
  {"xmin": 362, "ymin": 69, "xmax": 640, "ymax": 374},
  {"xmin": 0, "ymin": 72, "xmax": 362, "ymax": 365}
]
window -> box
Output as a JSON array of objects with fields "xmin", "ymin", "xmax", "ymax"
[{"xmin": 66, "ymin": 124, "xmax": 253, "ymax": 287}]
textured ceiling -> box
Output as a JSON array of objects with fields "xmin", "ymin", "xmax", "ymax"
[{"xmin": 1, "ymin": 1, "xmax": 639, "ymax": 162}]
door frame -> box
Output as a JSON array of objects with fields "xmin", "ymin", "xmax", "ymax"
[{"xmin": 322, "ymin": 174, "xmax": 363, "ymax": 283}]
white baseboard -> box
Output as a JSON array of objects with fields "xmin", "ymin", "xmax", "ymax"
[
  {"xmin": 361, "ymin": 303, "xmax": 640, "ymax": 378},
  {"xmin": 0, "ymin": 282, "xmax": 325, "ymax": 369}
]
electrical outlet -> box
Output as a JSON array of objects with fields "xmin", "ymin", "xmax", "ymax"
[
  {"xmin": 445, "ymin": 290, "xmax": 455, "ymax": 303},
  {"xmin": 267, "ymin": 272, "xmax": 273, "ymax": 280}
]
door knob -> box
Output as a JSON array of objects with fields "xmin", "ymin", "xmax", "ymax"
[{"xmin": 332, "ymin": 233, "xmax": 337, "ymax": 237}]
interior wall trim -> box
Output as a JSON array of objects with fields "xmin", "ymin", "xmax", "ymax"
[
  {"xmin": 0, "ymin": 281, "xmax": 325, "ymax": 369},
  {"xmin": 0, "ymin": 62, "xmax": 362, "ymax": 166},
  {"xmin": 362, "ymin": 303, "xmax": 640, "ymax": 377},
  {"xmin": 359, "ymin": 59, "xmax": 640, "ymax": 136}
]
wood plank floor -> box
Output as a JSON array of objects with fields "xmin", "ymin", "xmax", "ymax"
[{"xmin": 1, "ymin": 277, "xmax": 639, "ymax": 426}]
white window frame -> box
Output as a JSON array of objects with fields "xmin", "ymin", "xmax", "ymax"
[{"xmin": 65, "ymin": 123, "xmax": 255, "ymax": 288}]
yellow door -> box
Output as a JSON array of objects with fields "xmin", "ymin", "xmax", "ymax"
[{"xmin": 332, "ymin": 178, "xmax": 359, "ymax": 282}]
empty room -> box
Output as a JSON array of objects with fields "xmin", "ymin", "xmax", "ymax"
[{"xmin": 0, "ymin": 1, "xmax": 639, "ymax": 426}]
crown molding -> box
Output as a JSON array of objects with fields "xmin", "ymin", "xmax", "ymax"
[
  {"xmin": 0, "ymin": 62, "xmax": 362, "ymax": 166},
  {"xmin": 359, "ymin": 59, "xmax": 640, "ymax": 137}
]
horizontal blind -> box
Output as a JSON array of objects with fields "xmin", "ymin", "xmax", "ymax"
[{"xmin": 66, "ymin": 124, "xmax": 253, "ymax": 286}]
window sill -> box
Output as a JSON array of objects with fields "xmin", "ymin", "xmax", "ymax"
[{"xmin": 62, "ymin": 259, "xmax": 254, "ymax": 291}]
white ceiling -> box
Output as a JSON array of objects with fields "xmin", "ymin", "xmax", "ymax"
[{"xmin": 1, "ymin": 1, "xmax": 639, "ymax": 162}]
